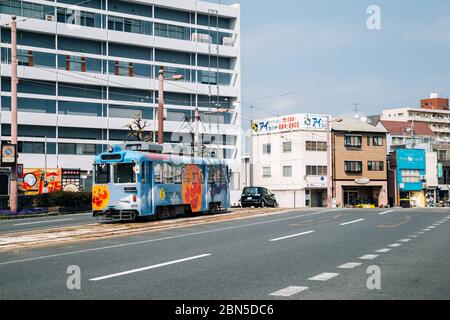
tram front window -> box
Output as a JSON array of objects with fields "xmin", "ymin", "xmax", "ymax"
[
  {"xmin": 95, "ymin": 164, "xmax": 110, "ymax": 184},
  {"xmin": 114, "ymin": 163, "xmax": 136, "ymax": 184}
]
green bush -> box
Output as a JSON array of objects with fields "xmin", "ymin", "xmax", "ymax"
[{"xmin": 31, "ymin": 191, "xmax": 92, "ymax": 208}]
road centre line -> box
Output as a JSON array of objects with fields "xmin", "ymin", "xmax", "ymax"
[
  {"xmin": 269, "ymin": 231, "xmax": 315, "ymax": 242},
  {"xmin": 89, "ymin": 254, "xmax": 211, "ymax": 281},
  {"xmin": 399, "ymin": 239, "xmax": 411, "ymax": 242},
  {"xmin": 375, "ymin": 248, "xmax": 391, "ymax": 253},
  {"xmin": 269, "ymin": 286, "xmax": 309, "ymax": 297},
  {"xmin": 14, "ymin": 218, "xmax": 75, "ymax": 226},
  {"xmin": 389, "ymin": 243, "xmax": 402, "ymax": 247},
  {"xmin": 0, "ymin": 209, "xmax": 345, "ymax": 266},
  {"xmin": 340, "ymin": 218, "xmax": 365, "ymax": 226}
]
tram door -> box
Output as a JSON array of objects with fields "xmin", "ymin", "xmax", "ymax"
[{"xmin": 141, "ymin": 161, "xmax": 152, "ymax": 214}]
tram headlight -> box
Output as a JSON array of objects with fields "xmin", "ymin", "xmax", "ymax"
[{"xmin": 107, "ymin": 144, "xmax": 114, "ymax": 153}]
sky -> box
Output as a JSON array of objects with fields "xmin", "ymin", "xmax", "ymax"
[{"xmin": 215, "ymin": 0, "xmax": 450, "ymax": 123}]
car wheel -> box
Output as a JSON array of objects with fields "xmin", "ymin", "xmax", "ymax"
[
  {"xmin": 260, "ymin": 200, "xmax": 265, "ymax": 208},
  {"xmin": 273, "ymin": 201, "xmax": 278, "ymax": 208}
]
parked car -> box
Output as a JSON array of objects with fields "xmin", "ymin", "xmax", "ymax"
[{"xmin": 240, "ymin": 187, "xmax": 278, "ymax": 208}]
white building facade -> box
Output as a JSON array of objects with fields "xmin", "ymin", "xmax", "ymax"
[
  {"xmin": 251, "ymin": 113, "xmax": 330, "ymax": 208},
  {"xmin": 0, "ymin": 0, "xmax": 241, "ymax": 190}
]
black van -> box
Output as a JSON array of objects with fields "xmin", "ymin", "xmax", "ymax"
[{"xmin": 241, "ymin": 187, "xmax": 278, "ymax": 208}]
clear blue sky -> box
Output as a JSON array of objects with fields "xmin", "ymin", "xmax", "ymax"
[{"xmin": 215, "ymin": 0, "xmax": 450, "ymax": 122}]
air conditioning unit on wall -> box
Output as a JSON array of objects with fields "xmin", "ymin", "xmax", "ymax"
[{"xmin": 45, "ymin": 15, "xmax": 55, "ymax": 22}]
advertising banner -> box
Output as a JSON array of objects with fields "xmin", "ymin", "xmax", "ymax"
[
  {"xmin": 252, "ymin": 114, "xmax": 329, "ymax": 135},
  {"xmin": 19, "ymin": 168, "xmax": 62, "ymax": 195}
]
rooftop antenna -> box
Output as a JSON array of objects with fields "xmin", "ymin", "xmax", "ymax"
[{"xmin": 353, "ymin": 102, "xmax": 359, "ymax": 118}]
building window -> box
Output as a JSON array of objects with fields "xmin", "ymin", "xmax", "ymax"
[
  {"xmin": 344, "ymin": 135, "xmax": 362, "ymax": 148},
  {"xmin": 283, "ymin": 141, "xmax": 292, "ymax": 153},
  {"xmin": 262, "ymin": 143, "xmax": 271, "ymax": 155},
  {"xmin": 18, "ymin": 141, "xmax": 44, "ymax": 154},
  {"xmin": 368, "ymin": 161, "xmax": 384, "ymax": 171},
  {"xmin": 17, "ymin": 50, "xmax": 34, "ymax": 66},
  {"xmin": 66, "ymin": 55, "xmax": 86, "ymax": 72},
  {"xmin": 372, "ymin": 136, "xmax": 383, "ymax": 146},
  {"xmin": 306, "ymin": 165, "xmax": 327, "ymax": 176},
  {"xmin": 344, "ymin": 161, "xmax": 362, "ymax": 173},
  {"xmin": 262, "ymin": 167, "xmax": 271, "ymax": 178},
  {"xmin": 306, "ymin": 141, "xmax": 327, "ymax": 151},
  {"xmin": 114, "ymin": 61, "xmax": 134, "ymax": 77},
  {"xmin": 283, "ymin": 166, "xmax": 292, "ymax": 177},
  {"xmin": 401, "ymin": 170, "xmax": 421, "ymax": 183}
]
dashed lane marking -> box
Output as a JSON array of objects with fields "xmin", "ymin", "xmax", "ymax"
[
  {"xmin": 399, "ymin": 239, "xmax": 411, "ymax": 242},
  {"xmin": 340, "ymin": 219, "xmax": 365, "ymax": 226},
  {"xmin": 337, "ymin": 262, "xmax": 362, "ymax": 269},
  {"xmin": 375, "ymin": 249, "xmax": 391, "ymax": 253},
  {"xmin": 269, "ymin": 286, "xmax": 309, "ymax": 297},
  {"xmin": 89, "ymin": 254, "xmax": 211, "ymax": 281},
  {"xmin": 389, "ymin": 243, "xmax": 402, "ymax": 247},
  {"xmin": 269, "ymin": 230, "xmax": 315, "ymax": 242},
  {"xmin": 378, "ymin": 210, "xmax": 396, "ymax": 215},
  {"xmin": 359, "ymin": 254, "xmax": 378, "ymax": 260},
  {"xmin": 308, "ymin": 273, "xmax": 340, "ymax": 281}
]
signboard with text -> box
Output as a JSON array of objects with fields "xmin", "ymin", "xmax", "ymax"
[{"xmin": 252, "ymin": 113, "xmax": 329, "ymax": 135}]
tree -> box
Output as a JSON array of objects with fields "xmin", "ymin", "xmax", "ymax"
[{"xmin": 124, "ymin": 113, "xmax": 153, "ymax": 142}]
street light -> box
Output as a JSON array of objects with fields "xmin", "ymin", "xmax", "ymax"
[
  {"xmin": 157, "ymin": 66, "xmax": 184, "ymax": 145},
  {"xmin": 327, "ymin": 117, "xmax": 343, "ymax": 208}
]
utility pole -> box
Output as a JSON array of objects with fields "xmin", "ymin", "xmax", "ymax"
[
  {"xmin": 326, "ymin": 116, "xmax": 332, "ymax": 208},
  {"xmin": 157, "ymin": 66, "xmax": 164, "ymax": 145},
  {"xmin": 194, "ymin": 107, "xmax": 200, "ymax": 157},
  {"xmin": 10, "ymin": 16, "xmax": 18, "ymax": 213}
]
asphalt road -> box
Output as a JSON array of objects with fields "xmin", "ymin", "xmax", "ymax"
[
  {"xmin": 0, "ymin": 208, "xmax": 449, "ymax": 300},
  {"xmin": 0, "ymin": 212, "xmax": 96, "ymax": 234}
]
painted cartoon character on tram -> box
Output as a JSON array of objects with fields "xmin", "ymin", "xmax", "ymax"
[{"xmin": 182, "ymin": 164, "xmax": 203, "ymax": 212}]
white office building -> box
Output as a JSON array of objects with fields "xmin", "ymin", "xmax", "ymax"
[
  {"xmin": 0, "ymin": 0, "xmax": 241, "ymax": 190},
  {"xmin": 251, "ymin": 113, "xmax": 330, "ymax": 208}
]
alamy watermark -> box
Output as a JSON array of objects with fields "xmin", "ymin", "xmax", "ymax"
[
  {"xmin": 367, "ymin": 5, "xmax": 382, "ymax": 30},
  {"xmin": 66, "ymin": 265, "xmax": 81, "ymax": 290},
  {"xmin": 366, "ymin": 265, "xmax": 381, "ymax": 290}
]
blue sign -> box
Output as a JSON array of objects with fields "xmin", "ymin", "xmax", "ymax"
[{"xmin": 396, "ymin": 149, "xmax": 426, "ymax": 191}]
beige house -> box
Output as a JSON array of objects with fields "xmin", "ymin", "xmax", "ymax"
[{"xmin": 331, "ymin": 119, "xmax": 388, "ymax": 207}]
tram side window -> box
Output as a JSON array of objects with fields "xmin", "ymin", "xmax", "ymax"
[
  {"xmin": 95, "ymin": 164, "xmax": 110, "ymax": 184},
  {"xmin": 174, "ymin": 164, "xmax": 183, "ymax": 184},
  {"xmin": 183, "ymin": 165, "xmax": 204, "ymax": 184},
  {"xmin": 221, "ymin": 165, "xmax": 229, "ymax": 182},
  {"xmin": 207, "ymin": 165, "xmax": 214, "ymax": 183},
  {"xmin": 113, "ymin": 163, "xmax": 136, "ymax": 184},
  {"xmin": 164, "ymin": 163, "xmax": 174, "ymax": 184},
  {"xmin": 154, "ymin": 162, "xmax": 163, "ymax": 184}
]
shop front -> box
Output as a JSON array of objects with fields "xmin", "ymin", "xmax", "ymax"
[
  {"xmin": 396, "ymin": 149, "xmax": 427, "ymax": 208},
  {"xmin": 335, "ymin": 180, "xmax": 388, "ymax": 208}
]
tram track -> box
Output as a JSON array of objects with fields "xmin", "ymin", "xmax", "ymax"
[{"xmin": 0, "ymin": 207, "xmax": 297, "ymax": 253}]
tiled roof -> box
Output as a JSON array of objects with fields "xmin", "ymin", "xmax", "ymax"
[
  {"xmin": 379, "ymin": 120, "xmax": 435, "ymax": 136},
  {"xmin": 331, "ymin": 118, "xmax": 387, "ymax": 133}
]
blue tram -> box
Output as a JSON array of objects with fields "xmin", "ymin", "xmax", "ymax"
[{"xmin": 92, "ymin": 142, "xmax": 230, "ymax": 221}]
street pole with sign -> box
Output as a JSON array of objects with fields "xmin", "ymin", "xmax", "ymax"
[{"xmin": 10, "ymin": 16, "xmax": 18, "ymax": 213}]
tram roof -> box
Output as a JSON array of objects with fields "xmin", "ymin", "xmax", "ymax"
[{"xmin": 95, "ymin": 150, "xmax": 227, "ymax": 166}]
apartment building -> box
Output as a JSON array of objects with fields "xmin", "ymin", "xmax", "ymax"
[
  {"xmin": 0, "ymin": 0, "xmax": 241, "ymax": 191},
  {"xmin": 251, "ymin": 113, "xmax": 330, "ymax": 208},
  {"xmin": 331, "ymin": 119, "xmax": 388, "ymax": 207},
  {"xmin": 380, "ymin": 93, "xmax": 450, "ymax": 201}
]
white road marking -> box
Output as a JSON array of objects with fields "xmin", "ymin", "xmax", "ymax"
[
  {"xmin": 337, "ymin": 262, "xmax": 362, "ymax": 269},
  {"xmin": 423, "ymin": 229, "xmax": 431, "ymax": 231},
  {"xmin": 0, "ymin": 209, "xmax": 345, "ymax": 266},
  {"xmin": 428, "ymin": 226, "xmax": 436, "ymax": 229},
  {"xmin": 339, "ymin": 218, "xmax": 365, "ymax": 226},
  {"xmin": 378, "ymin": 210, "xmax": 396, "ymax": 215},
  {"xmin": 375, "ymin": 248, "xmax": 391, "ymax": 253},
  {"xmin": 359, "ymin": 254, "xmax": 378, "ymax": 260},
  {"xmin": 269, "ymin": 286, "xmax": 309, "ymax": 297},
  {"xmin": 399, "ymin": 239, "xmax": 411, "ymax": 242},
  {"xmin": 13, "ymin": 218, "xmax": 74, "ymax": 226},
  {"xmin": 389, "ymin": 243, "xmax": 402, "ymax": 247},
  {"xmin": 308, "ymin": 273, "xmax": 340, "ymax": 281},
  {"xmin": 269, "ymin": 230, "xmax": 315, "ymax": 242},
  {"xmin": 89, "ymin": 254, "xmax": 211, "ymax": 281},
  {"xmin": 409, "ymin": 235, "xmax": 419, "ymax": 238},
  {"xmin": 417, "ymin": 231, "xmax": 425, "ymax": 234}
]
